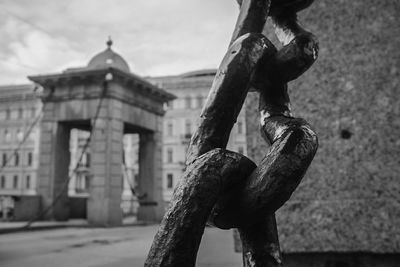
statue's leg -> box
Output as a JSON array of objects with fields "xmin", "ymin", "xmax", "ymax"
[
  {"xmin": 209, "ymin": 111, "xmax": 317, "ymax": 267},
  {"xmin": 270, "ymin": 8, "xmax": 319, "ymax": 83},
  {"xmin": 144, "ymin": 149, "xmax": 255, "ymax": 267},
  {"xmin": 145, "ymin": 33, "xmax": 270, "ymax": 267},
  {"xmin": 186, "ymin": 33, "xmax": 274, "ymax": 165},
  {"xmin": 209, "ymin": 6, "xmax": 319, "ymax": 267},
  {"xmin": 230, "ymin": 0, "xmax": 270, "ymax": 45},
  {"xmin": 239, "ymin": 215, "xmax": 281, "ymax": 267},
  {"xmin": 238, "ymin": 111, "xmax": 318, "ymax": 267}
]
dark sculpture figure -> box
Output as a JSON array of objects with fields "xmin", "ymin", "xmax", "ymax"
[{"xmin": 144, "ymin": 0, "xmax": 319, "ymax": 266}]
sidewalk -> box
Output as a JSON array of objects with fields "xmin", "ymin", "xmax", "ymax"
[
  {"xmin": 0, "ymin": 217, "xmax": 148, "ymax": 234},
  {"xmin": 0, "ymin": 224, "xmax": 242, "ymax": 267}
]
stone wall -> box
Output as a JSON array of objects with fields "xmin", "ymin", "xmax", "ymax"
[{"xmin": 244, "ymin": 0, "xmax": 400, "ymax": 253}]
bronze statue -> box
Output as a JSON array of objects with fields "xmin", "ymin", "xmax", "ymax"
[{"xmin": 145, "ymin": 0, "xmax": 319, "ymax": 266}]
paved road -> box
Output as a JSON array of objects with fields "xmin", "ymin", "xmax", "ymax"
[{"xmin": 0, "ymin": 225, "xmax": 242, "ymax": 267}]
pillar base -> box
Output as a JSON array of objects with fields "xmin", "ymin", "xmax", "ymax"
[
  {"xmin": 137, "ymin": 203, "xmax": 164, "ymax": 222},
  {"xmin": 87, "ymin": 199, "xmax": 123, "ymax": 227}
]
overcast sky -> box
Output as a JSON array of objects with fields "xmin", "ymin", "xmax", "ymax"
[{"xmin": 0, "ymin": 0, "xmax": 239, "ymax": 84}]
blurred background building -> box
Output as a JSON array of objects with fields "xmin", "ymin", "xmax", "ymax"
[
  {"xmin": 0, "ymin": 84, "xmax": 41, "ymax": 219},
  {"xmin": 0, "ymin": 44, "xmax": 246, "ymax": 219},
  {"xmin": 147, "ymin": 70, "xmax": 247, "ymax": 202}
]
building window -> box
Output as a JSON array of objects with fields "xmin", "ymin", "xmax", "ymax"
[
  {"xmin": 14, "ymin": 152, "xmax": 19, "ymax": 166},
  {"xmin": 84, "ymin": 152, "xmax": 90, "ymax": 167},
  {"xmin": 18, "ymin": 107, "xmax": 23, "ymax": 119},
  {"xmin": 237, "ymin": 121, "xmax": 243, "ymax": 134},
  {"xmin": 76, "ymin": 173, "xmax": 89, "ymax": 193},
  {"xmin": 16, "ymin": 129, "xmax": 23, "ymax": 141},
  {"xmin": 196, "ymin": 95, "xmax": 204, "ymax": 108},
  {"xmin": 185, "ymin": 120, "xmax": 191, "ymax": 136},
  {"xmin": 185, "ymin": 96, "xmax": 192, "ymax": 109},
  {"xmin": 167, "ymin": 174, "xmax": 174, "ymax": 189},
  {"xmin": 122, "ymin": 150, "xmax": 126, "ymax": 164},
  {"xmin": 167, "ymin": 148, "xmax": 173, "ymax": 163},
  {"xmin": 4, "ymin": 129, "xmax": 10, "ymax": 141},
  {"xmin": 167, "ymin": 122, "xmax": 173, "ymax": 136},
  {"xmin": 31, "ymin": 108, "xmax": 36, "ymax": 118},
  {"xmin": 27, "ymin": 152, "xmax": 33, "ymax": 166},
  {"xmin": 135, "ymin": 149, "xmax": 139, "ymax": 164},
  {"xmin": 29, "ymin": 130, "xmax": 36, "ymax": 141},
  {"xmin": 26, "ymin": 175, "xmax": 31, "ymax": 189},
  {"xmin": 5, "ymin": 108, "xmax": 10, "ymax": 120},
  {"xmin": 2, "ymin": 153, "xmax": 7, "ymax": 167},
  {"xmin": 0, "ymin": 176, "xmax": 5, "ymax": 188},
  {"xmin": 13, "ymin": 175, "xmax": 18, "ymax": 189},
  {"xmin": 165, "ymin": 101, "xmax": 173, "ymax": 110}
]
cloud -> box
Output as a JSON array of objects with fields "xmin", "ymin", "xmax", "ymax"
[{"xmin": 0, "ymin": 0, "xmax": 239, "ymax": 84}]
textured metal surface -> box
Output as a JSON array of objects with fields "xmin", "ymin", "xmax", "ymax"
[{"xmin": 145, "ymin": 0, "xmax": 319, "ymax": 266}]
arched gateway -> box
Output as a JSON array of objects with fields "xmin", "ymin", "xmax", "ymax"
[{"xmin": 29, "ymin": 40, "xmax": 175, "ymax": 226}]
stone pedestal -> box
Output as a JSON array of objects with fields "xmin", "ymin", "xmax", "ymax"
[
  {"xmin": 87, "ymin": 117, "xmax": 124, "ymax": 226},
  {"xmin": 31, "ymin": 67, "xmax": 175, "ymax": 226}
]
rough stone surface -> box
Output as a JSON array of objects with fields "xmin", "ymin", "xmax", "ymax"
[{"xmin": 244, "ymin": 0, "xmax": 400, "ymax": 253}]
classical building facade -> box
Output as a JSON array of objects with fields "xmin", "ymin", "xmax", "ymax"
[
  {"xmin": 147, "ymin": 69, "xmax": 247, "ymax": 202},
  {"xmin": 0, "ymin": 85, "xmax": 42, "ymax": 218},
  {"xmin": 0, "ymin": 44, "xmax": 247, "ymax": 219}
]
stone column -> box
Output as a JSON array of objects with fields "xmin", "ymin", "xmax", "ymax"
[
  {"xmin": 37, "ymin": 120, "xmax": 70, "ymax": 221},
  {"xmin": 88, "ymin": 112, "xmax": 124, "ymax": 226},
  {"xmin": 137, "ymin": 130, "xmax": 165, "ymax": 222}
]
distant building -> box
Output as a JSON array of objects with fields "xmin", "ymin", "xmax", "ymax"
[
  {"xmin": 0, "ymin": 43, "xmax": 247, "ymax": 217},
  {"xmin": 0, "ymin": 85, "xmax": 41, "ymax": 219},
  {"xmin": 147, "ymin": 70, "xmax": 247, "ymax": 202}
]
